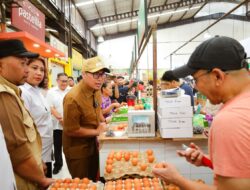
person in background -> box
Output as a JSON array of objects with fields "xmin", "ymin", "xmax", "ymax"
[
  {"xmin": 68, "ymin": 76, "xmax": 75, "ymax": 87},
  {"xmin": 77, "ymin": 75, "xmax": 83, "ymax": 83},
  {"xmin": 63, "ymin": 56, "xmax": 108, "ymax": 181},
  {"xmin": 0, "ymin": 39, "xmax": 54, "ymax": 189},
  {"xmin": 146, "ymin": 80, "xmax": 153, "ymax": 97},
  {"xmin": 117, "ymin": 76, "xmax": 134, "ymax": 103},
  {"xmin": 138, "ymin": 80, "xmax": 145, "ymax": 91},
  {"xmin": 0, "ymin": 124, "xmax": 16, "ymax": 189},
  {"xmin": 20, "ymin": 57, "xmax": 53, "ymax": 178},
  {"xmin": 153, "ymin": 36, "xmax": 250, "ymax": 190},
  {"xmin": 46, "ymin": 73, "xmax": 70, "ymax": 175},
  {"xmin": 106, "ymin": 74, "xmax": 119, "ymax": 103},
  {"xmin": 161, "ymin": 70, "xmax": 194, "ymax": 107},
  {"xmin": 101, "ymin": 82, "xmax": 121, "ymax": 118}
]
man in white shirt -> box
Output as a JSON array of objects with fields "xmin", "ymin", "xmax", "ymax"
[
  {"xmin": 47, "ymin": 73, "xmax": 70, "ymax": 174},
  {"xmin": 0, "ymin": 124, "xmax": 17, "ymax": 190}
]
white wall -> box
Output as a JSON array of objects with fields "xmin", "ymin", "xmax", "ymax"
[{"xmin": 97, "ymin": 19, "xmax": 250, "ymax": 70}]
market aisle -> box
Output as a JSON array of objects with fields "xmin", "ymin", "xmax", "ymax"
[{"xmin": 52, "ymin": 153, "xmax": 71, "ymax": 179}]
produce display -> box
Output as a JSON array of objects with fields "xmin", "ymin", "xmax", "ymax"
[
  {"xmin": 109, "ymin": 123, "xmax": 128, "ymax": 131},
  {"xmin": 48, "ymin": 177, "xmax": 100, "ymax": 190},
  {"xmin": 104, "ymin": 150, "xmax": 157, "ymax": 180},
  {"xmin": 104, "ymin": 177, "xmax": 164, "ymax": 190}
]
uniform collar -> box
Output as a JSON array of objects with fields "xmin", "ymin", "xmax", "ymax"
[
  {"xmin": 0, "ymin": 76, "xmax": 21, "ymax": 96},
  {"xmin": 80, "ymin": 80, "xmax": 96, "ymax": 98}
]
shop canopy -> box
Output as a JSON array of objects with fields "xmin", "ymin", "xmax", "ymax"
[{"xmin": 0, "ymin": 31, "xmax": 65, "ymax": 58}]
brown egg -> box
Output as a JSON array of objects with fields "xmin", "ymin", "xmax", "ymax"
[
  {"xmin": 132, "ymin": 151, "xmax": 139, "ymax": 157},
  {"xmin": 73, "ymin": 177, "xmax": 80, "ymax": 183},
  {"xmin": 64, "ymin": 178, "xmax": 72, "ymax": 183},
  {"xmin": 146, "ymin": 149, "xmax": 153, "ymax": 156},
  {"xmin": 152, "ymin": 177, "xmax": 159, "ymax": 183},
  {"xmin": 78, "ymin": 183, "xmax": 87, "ymax": 189},
  {"xmin": 106, "ymin": 164, "xmax": 112, "ymax": 173},
  {"xmin": 116, "ymin": 152, "xmax": 122, "ymax": 161},
  {"xmin": 154, "ymin": 162, "xmax": 166, "ymax": 168},
  {"xmin": 106, "ymin": 159, "xmax": 113, "ymax": 165},
  {"xmin": 55, "ymin": 179, "xmax": 63, "ymax": 183},
  {"xmin": 148, "ymin": 155, "xmax": 155, "ymax": 163},
  {"xmin": 131, "ymin": 158, "xmax": 138, "ymax": 166},
  {"xmin": 124, "ymin": 153, "xmax": 130, "ymax": 161},
  {"xmin": 140, "ymin": 163, "xmax": 148, "ymax": 171},
  {"xmin": 115, "ymin": 184, "xmax": 123, "ymax": 190},
  {"xmin": 82, "ymin": 177, "xmax": 90, "ymax": 184},
  {"xmin": 89, "ymin": 184, "xmax": 97, "ymax": 190}
]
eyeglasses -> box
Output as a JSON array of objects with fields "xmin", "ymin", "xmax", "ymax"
[
  {"xmin": 58, "ymin": 80, "xmax": 68, "ymax": 83},
  {"xmin": 193, "ymin": 70, "xmax": 211, "ymax": 84},
  {"xmin": 87, "ymin": 72, "xmax": 107, "ymax": 79}
]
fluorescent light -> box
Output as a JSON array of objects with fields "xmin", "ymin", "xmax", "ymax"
[
  {"xmin": 55, "ymin": 54, "xmax": 60, "ymax": 57},
  {"xmin": 76, "ymin": 0, "xmax": 106, "ymax": 7},
  {"xmin": 45, "ymin": 49, "xmax": 51, "ymax": 53},
  {"xmin": 97, "ymin": 36, "xmax": 104, "ymax": 43},
  {"xmin": 90, "ymin": 6, "xmax": 201, "ymax": 31},
  {"xmin": 45, "ymin": 28, "xmax": 58, "ymax": 33},
  {"xmin": 204, "ymin": 31, "xmax": 212, "ymax": 39},
  {"xmin": 33, "ymin": 43, "xmax": 40, "ymax": 48}
]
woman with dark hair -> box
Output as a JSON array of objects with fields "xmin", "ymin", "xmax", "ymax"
[
  {"xmin": 101, "ymin": 82, "xmax": 121, "ymax": 118},
  {"xmin": 20, "ymin": 58, "xmax": 53, "ymax": 177}
]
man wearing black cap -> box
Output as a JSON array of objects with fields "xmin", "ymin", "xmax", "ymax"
[
  {"xmin": 153, "ymin": 36, "xmax": 250, "ymax": 189},
  {"xmin": 0, "ymin": 39, "xmax": 54, "ymax": 189}
]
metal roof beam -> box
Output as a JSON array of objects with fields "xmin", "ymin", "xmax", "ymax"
[{"xmin": 86, "ymin": 0, "xmax": 206, "ymax": 27}]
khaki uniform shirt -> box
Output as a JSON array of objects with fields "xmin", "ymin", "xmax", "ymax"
[
  {"xmin": 0, "ymin": 76, "xmax": 42, "ymax": 190},
  {"xmin": 63, "ymin": 81, "xmax": 101, "ymax": 159}
]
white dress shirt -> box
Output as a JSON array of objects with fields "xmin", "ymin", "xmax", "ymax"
[
  {"xmin": 46, "ymin": 86, "xmax": 70, "ymax": 130},
  {"xmin": 20, "ymin": 83, "xmax": 53, "ymax": 162},
  {"xmin": 0, "ymin": 125, "xmax": 17, "ymax": 189}
]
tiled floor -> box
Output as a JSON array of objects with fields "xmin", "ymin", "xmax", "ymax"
[{"xmin": 52, "ymin": 153, "xmax": 71, "ymax": 179}]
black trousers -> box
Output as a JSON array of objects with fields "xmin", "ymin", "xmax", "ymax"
[
  {"xmin": 53, "ymin": 130, "xmax": 63, "ymax": 169},
  {"xmin": 45, "ymin": 162, "xmax": 52, "ymax": 178},
  {"xmin": 65, "ymin": 152, "xmax": 99, "ymax": 182}
]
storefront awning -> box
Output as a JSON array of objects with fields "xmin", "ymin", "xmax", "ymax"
[{"xmin": 0, "ymin": 31, "xmax": 65, "ymax": 58}]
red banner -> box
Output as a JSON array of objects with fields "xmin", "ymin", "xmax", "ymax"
[{"xmin": 11, "ymin": 0, "xmax": 45, "ymax": 41}]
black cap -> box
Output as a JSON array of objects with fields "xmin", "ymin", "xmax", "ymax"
[
  {"xmin": 0, "ymin": 39, "xmax": 39, "ymax": 59},
  {"xmin": 172, "ymin": 36, "xmax": 247, "ymax": 78}
]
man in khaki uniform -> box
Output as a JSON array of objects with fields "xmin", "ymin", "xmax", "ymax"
[
  {"xmin": 0, "ymin": 39, "xmax": 54, "ymax": 190},
  {"xmin": 63, "ymin": 56, "xmax": 108, "ymax": 181}
]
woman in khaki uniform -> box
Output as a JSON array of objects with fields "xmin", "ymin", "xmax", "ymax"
[{"xmin": 63, "ymin": 56, "xmax": 109, "ymax": 181}]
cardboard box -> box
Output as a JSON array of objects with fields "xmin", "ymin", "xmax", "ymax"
[
  {"xmin": 158, "ymin": 95, "xmax": 191, "ymax": 108},
  {"xmin": 158, "ymin": 115, "xmax": 193, "ymax": 128},
  {"xmin": 158, "ymin": 106, "xmax": 193, "ymax": 118},
  {"xmin": 159, "ymin": 126, "xmax": 193, "ymax": 138},
  {"xmin": 158, "ymin": 116, "xmax": 193, "ymax": 138}
]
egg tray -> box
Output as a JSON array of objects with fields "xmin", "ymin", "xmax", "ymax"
[
  {"xmin": 104, "ymin": 152, "xmax": 157, "ymax": 181},
  {"xmin": 47, "ymin": 178, "xmax": 103, "ymax": 190},
  {"xmin": 104, "ymin": 177, "xmax": 164, "ymax": 190},
  {"xmin": 161, "ymin": 179, "xmax": 205, "ymax": 190}
]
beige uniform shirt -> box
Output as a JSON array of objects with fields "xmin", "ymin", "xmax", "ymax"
[
  {"xmin": 0, "ymin": 76, "xmax": 43, "ymax": 190},
  {"xmin": 63, "ymin": 81, "xmax": 101, "ymax": 159}
]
